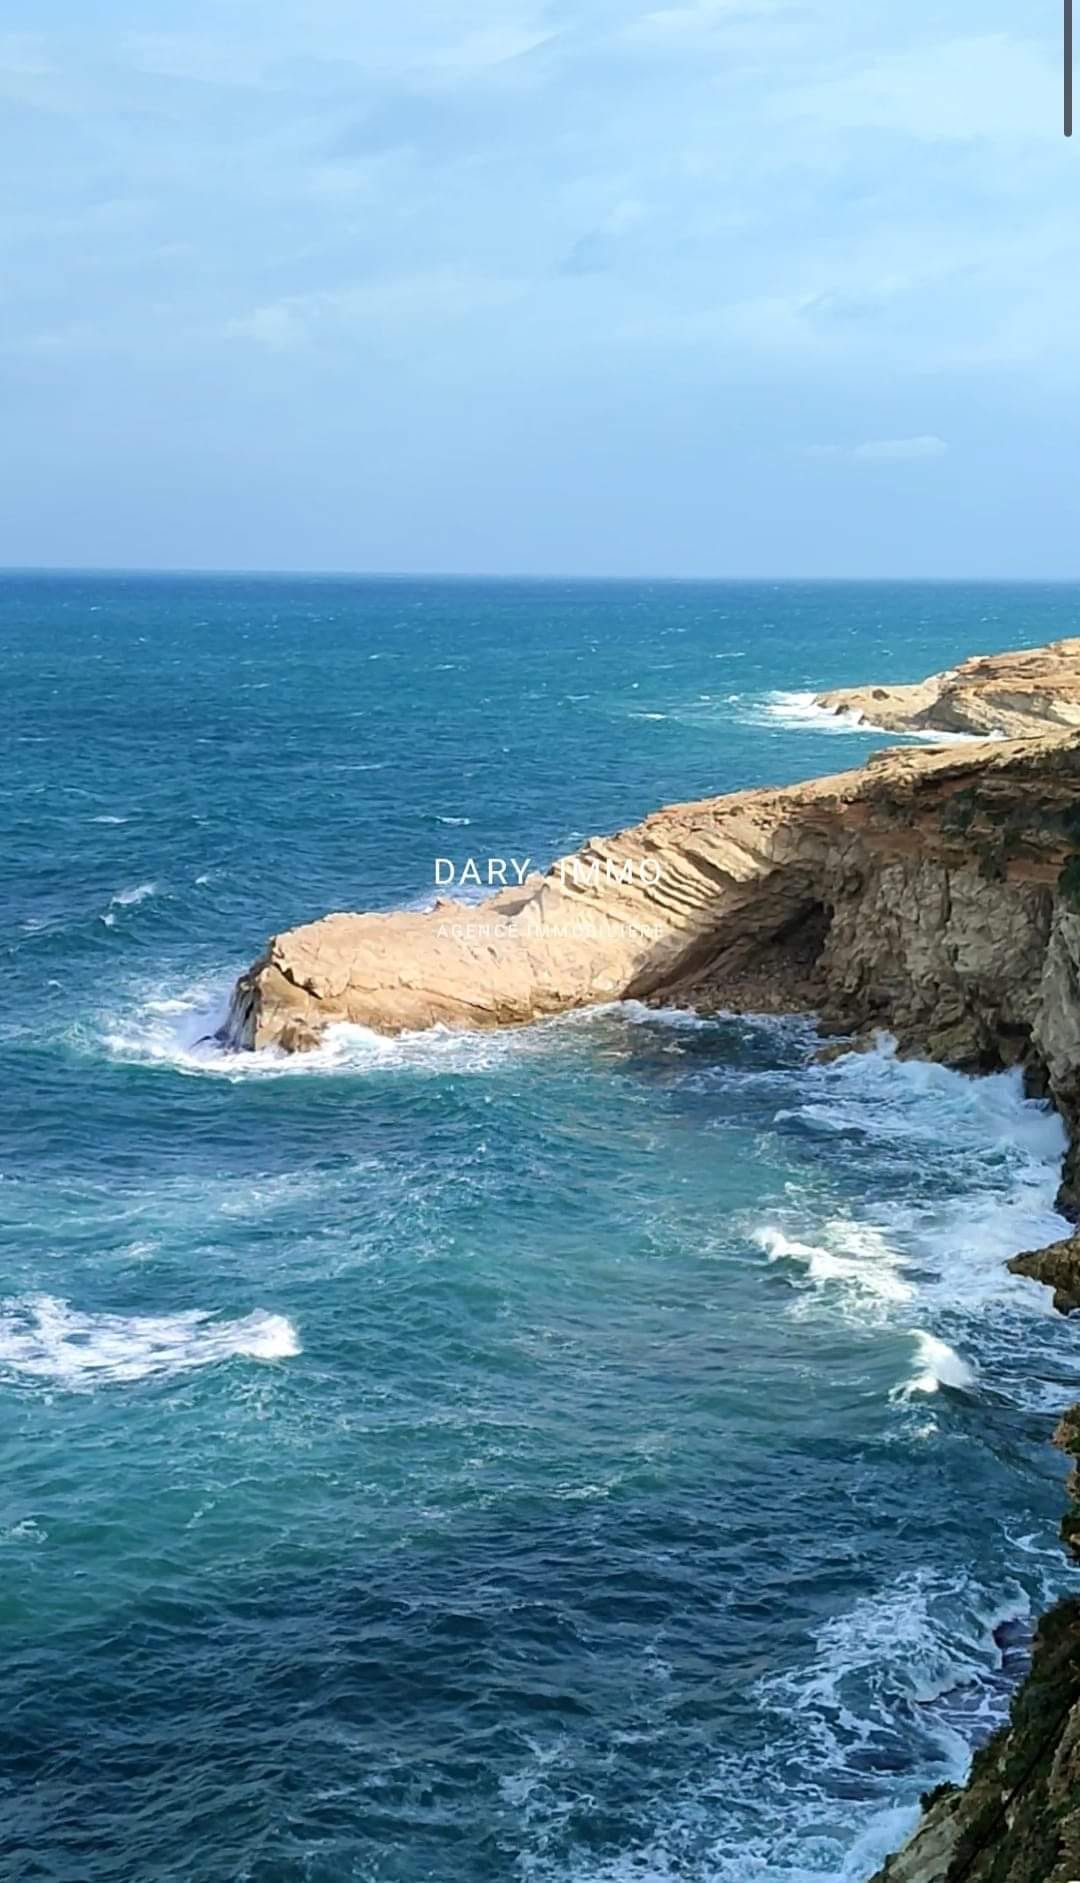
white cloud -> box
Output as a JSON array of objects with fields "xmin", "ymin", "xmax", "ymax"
[
  {"xmin": 780, "ymin": 33, "xmax": 1056, "ymax": 141},
  {"xmin": 223, "ymin": 270, "xmax": 524, "ymax": 350},
  {"xmin": 224, "ymin": 305, "xmax": 306, "ymax": 352},
  {"xmin": 854, "ymin": 435, "xmax": 948, "ymax": 461},
  {"xmin": 424, "ymin": 21, "xmax": 557, "ymax": 71},
  {"xmin": 805, "ymin": 435, "xmax": 949, "ymax": 463},
  {"xmin": 624, "ymin": 0, "xmax": 782, "ymax": 47}
]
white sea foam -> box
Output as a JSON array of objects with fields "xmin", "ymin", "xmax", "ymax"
[
  {"xmin": 91, "ymin": 814, "xmax": 129, "ymax": 825},
  {"xmin": 614, "ymin": 999, "xmax": 714, "ymax": 1030},
  {"xmin": 0, "ymin": 1295, "xmax": 299, "ymax": 1387},
  {"xmin": 100, "ymin": 881, "xmax": 159, "ymax": 926},
  {"xmin": 112, "ymin": 881, "xmax": 158, "ymax": 906},
  {"xmin": 539, "ymin": 1570, "xmax": 1025, "ymax": 1882},
  {"xmin": 93, "ymin": 977, "xmax": 731, "ymax": 1082},
  {"xmin": 756, "ymin": 1036, "xmax": 1075, "ymax": 1413},
  {"xmin": 748, "ymin": 689, "xmax": 994, "ymax": 744},
  {"xmin": 900, "ymin": 1331, "xmax": 978, "ymax": 1397},
  {"xmin": 763, "ymin": 1567, "xmax": 1030, "ymax": 1759},
  {"xmin": 777, "ymin": 1039, "xmax": 1068, "ymax": 1193},
  {"xmin": 94, "ymin": 978, "xmax": 560, "ymax": 1080},
  {"xmin": 756, "ymin": 1222, "xmax": 915, "ymax": 1308}
]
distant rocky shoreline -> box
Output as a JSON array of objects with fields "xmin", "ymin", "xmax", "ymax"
[
  {"xmin": 815, "ymin": 636, "xmax": 1080, "ymax": 741},
  {"xmin": 223, "ymin": 638, "xmax": 1080, "ymax": 1881}
]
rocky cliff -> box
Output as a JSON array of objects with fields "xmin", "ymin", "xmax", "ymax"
[
  {"xmin": 222, "ymin": 652, "xmax": 1080, "ymax": 1880},
  {"xmin": 867, "ymin": 1406, "xmax": 1080, "ymax": 1883},
  {"xmin": 223, "ymin": 729, "xmax": 1080, "ymax": 1208},
  {"xmin": 815, "ymin": 638, "xmax": 1080, "ymax": 740}
]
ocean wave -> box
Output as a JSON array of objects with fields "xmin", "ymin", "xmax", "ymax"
[
  {"xmin": 746, "ymin": 690, "xmax": 992, "ymax": 744},
  {"xmin": 757, "ymin": 1037, "xmax": 1074, "ymax": 1413},
  {"xmin": 898, "ymin": 1331, "xmax": 978, "ymax": 1397},
  {"xmin": 614, "ymin": 999, "xmax": 718, "ymax": 1030},
  {"xmin": 531, "ymin": 1571, "xmax": 1026, "ymax": 1883},
  {"xmin": 0, "ymin": 1295, "xmax": 299, "ymax": 1387},
  {"xmin": 762, "ymin": 1567, "xmax": 1030, "ymax": 1764},
  {"xmin": 780, "ymin": 1036, "xmax": 1067, "ymax": 1167},
  {"xmin": 756, "ymin": 1222, "xmax": 915, "ymax": 1308},
  {"xmin": 111, "ymin": 882, "xmax": 158, "ymax": 906},
  {"xmin": 93, "ymin": 979, "xmax": 553, "ymax": 1080},
  {"xmin": 91, "ymin": 982, "xmax": 744, "ymax": 1082},
  {"xmin": 99, "ymin": 881, "xmax": 160, "ymax": 927}
]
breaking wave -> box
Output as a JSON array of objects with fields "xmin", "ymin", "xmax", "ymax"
[
  {"xmin": 748, "ymin": 690, "xmax": 993, "ymax": 744},
  {"xmin": 524, "ymin": 1570, "xmax": 1032, "ymax": 1883},
  {"xmin": 900, "ymin": 1331, "xmax": 978, "ymax": 1397},
  {"xmin": 0, "ymin": 1296, "xmax": 299, "ymax": 1388},
  {"xmin": 753, "ymin": 1037, "xmax": 1076, "ymax": 1416},
  {"xmin": 88, "ymin": 981, "xmax": 727, "ymax": 1082},
  {"xmin": 88, "ymin": 978, "xmax": 574, "ymax": 1080},
  {"xmin": 100, "ymin": 882, "xmax": 160, "ymax": 926},
  {"xmin": 755, "ymin": 1222, "xmax": 915, "ymax": 1308}
]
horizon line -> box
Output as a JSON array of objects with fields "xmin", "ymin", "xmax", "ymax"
[{"xmin": 3, "ymin": 565, "xmax": 1080, "ymax": 586}]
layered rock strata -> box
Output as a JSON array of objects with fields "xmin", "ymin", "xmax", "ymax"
[
  {"xmin": 815, "ymin": 638, "xmax": 1080, "ymax": 740},
  {"xmin": 223, "ymin": 730, "xmax": 1080, "ymax": 1210},
  {"xmin": 222, "ymin": 658, "xmax": 1080, "ymax": 1879}
]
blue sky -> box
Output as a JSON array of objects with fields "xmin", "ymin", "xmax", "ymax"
[{"xmin": 1, "ymin": 2, "xmax": 1075, "ymax": 575}]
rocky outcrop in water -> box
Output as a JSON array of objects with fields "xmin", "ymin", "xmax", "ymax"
[
  {"xmin": 815, "ymin": 639, "xmax": 1080, "ymax": 740},
  {"xmin": 223, "ymin": 729, "xmax": 1080, "ymax": 1211},
  {"xmin": 222, "ymin": 644, "xmax": 1080, "ymax": 1880},
  {"xmin": 1010, "ymin": 1232, "xmax": 1080, "ymax": 1315}
]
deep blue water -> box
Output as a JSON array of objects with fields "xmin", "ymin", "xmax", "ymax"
[{"xmin": 5, "ymin": 575, "xmax": 1080, "ymax": 1883}]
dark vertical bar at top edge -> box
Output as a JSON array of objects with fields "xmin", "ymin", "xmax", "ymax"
[{"xmin": 1068, "ymin": 0, "xmax": 1074, "ymax": 136}]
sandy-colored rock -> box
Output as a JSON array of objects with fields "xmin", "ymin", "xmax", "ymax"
[
  {"xmin": 222, "ymin": 731, "xmax": 1080, "ymax": 1212},
  {"xmin": 1010, "ymin": 1232, "xmax": 1080, "ymax": 1314},
  {"xmin": 870, "ymin": 1792, "xmax": 964, "ymax": 1883},
  {"xmin": 220, "ymin": 641, "xmax": 1080, "ymax": 1883},
  {"xmin": 816, "ymin": 638, "xmax": 1080, "ymax": 740}
]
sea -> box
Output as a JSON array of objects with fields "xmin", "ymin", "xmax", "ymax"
[{"xmin": 4, "ymin": 573, "xmax": 1080, "ymax": 1883}]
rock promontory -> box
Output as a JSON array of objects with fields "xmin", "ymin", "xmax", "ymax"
[
  {"xmin": 815, "ymin": 637, "xmax": 1080, "ymax": 740},
  {"xmin": 223, "ymin": 729, "xmax": 1080, "ymax": 1211},
  {"xmin": 220, "ymin": 638, "xmax": 1080, "ymax": 1882}
]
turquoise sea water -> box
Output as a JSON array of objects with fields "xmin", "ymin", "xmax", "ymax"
[{"xmin": 5, "ymin": 575, "xmax": 1080, "ymax": 1883}]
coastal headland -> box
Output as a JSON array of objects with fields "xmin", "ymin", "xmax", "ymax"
[{"xmin": 223, "ymin": 639, "xmax": 1080, "ymax": 1882}]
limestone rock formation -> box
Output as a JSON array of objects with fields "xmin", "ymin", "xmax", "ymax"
[
  {"xmin": 222, "ymin": 731, "xmax": 1080, "ymax": 1212},
  {"xmin": 219, "ymin": 646, "xmax": 1080, "ymax": 1881},
  {"xmin": 815, "ymin": 638, "xmax": 1080, "ymax": 740},
  {"xmin": 1010, "ymin": 1232, "xmax": 1080, "ymax": 1315}
]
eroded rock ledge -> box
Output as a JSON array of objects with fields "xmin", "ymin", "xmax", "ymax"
[
  {"xmin": 815, "ymin": 638, "xmax": 1080, "ymax": 740},
  {"xmin": 223, "ymin": 729, "xmax": 1080, "ymax": 1208},
  {"xmin": 224, "ymin": 661, "xmax": 1080, "ymax": 1881}
]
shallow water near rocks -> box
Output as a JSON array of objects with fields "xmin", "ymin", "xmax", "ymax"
[{"xmin": 5, "ymin": 574, "xmax": 1080, "ymax": 1882}]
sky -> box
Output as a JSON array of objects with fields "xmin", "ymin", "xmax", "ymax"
[{"xmin": 1, "ymin": 1, "xmax": 1076, "ymax": 577}]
